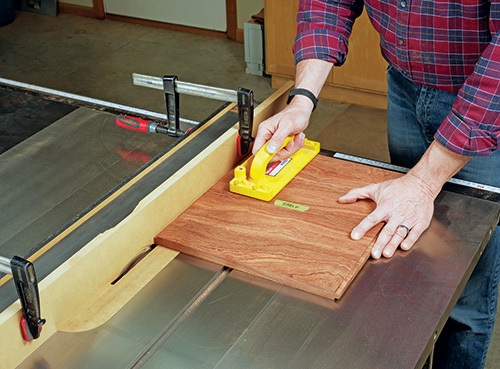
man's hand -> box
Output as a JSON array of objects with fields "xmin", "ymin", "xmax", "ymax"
[
  {"xmin": 339, "ymin": 141, "xmax": 471, "ymax": 259},
  {"xmin": 252, "ymin": 101, "xmax": 310, "ymax": 161},
  {"xmin": 339, "ymin": 174, "xmax": 435, "ymax": 258},
  {"xmin": 252, "ymin": 59, "xmax": 333, "ymax": 160}
]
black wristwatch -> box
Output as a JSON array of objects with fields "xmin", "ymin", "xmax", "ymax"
[{"xmin": 287, "ymin": 88, "xmax": 318, "ymax": 111}]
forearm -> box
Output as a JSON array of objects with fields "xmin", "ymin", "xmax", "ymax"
[
  {"xmin": 251, "ymin": 59, "xmax": 332, "ymax": 156},
  {"xmin": 288, "ymin": 59, "xmax": 333, "ymax": 113},
  {"xmin": 406, "ymin": 141, "xmax": 471, "ymax": 198},
  {"xmin": 295, "ymin": 59, "xmax": 333, "ymax": 95}
]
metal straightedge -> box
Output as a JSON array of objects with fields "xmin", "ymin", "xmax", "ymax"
[{"xmin": 333, "ymin": 152, "xmax": 500, "ymax": 194}]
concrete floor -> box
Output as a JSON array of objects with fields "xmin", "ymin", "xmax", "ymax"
[{"xmin": 0, "ymin": 11, "xmax": 499, "ymax": 368}]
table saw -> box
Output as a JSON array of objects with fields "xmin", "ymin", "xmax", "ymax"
[{"xmin": 0, "ymin": 78, "xmax": 499, "ymax": 369}]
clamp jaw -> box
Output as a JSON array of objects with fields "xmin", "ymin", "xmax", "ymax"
[
  {"xmin": 123, "ymin": 73, "xmax": 256, "ymax": 148},
  {"xmin": 0, "ymin": 256, "xmax": 45, "ymax": 341},
  {"xmin": 236, "ymin": 88, "xmax": 254, "ymax": 156},
  {"xmin": 114, "ymin": 75, "xmax": 187, "ymax": 137},
  {"xmin": 163, "ymin": 75, "xmax": 183, "ymax": 137}
]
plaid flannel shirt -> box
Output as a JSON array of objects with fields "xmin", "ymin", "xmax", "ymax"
[{"xmin": 293, "ymin": 0, "xmax": 500, "ymax": 156}]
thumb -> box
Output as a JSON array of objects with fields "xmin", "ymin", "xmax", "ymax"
[
  {"xmin": 338, "ymin": 185, "xmax": 373, "ymax": 203},
  {"xmin": 265, "ymin": 135, "xmax": 286, "ymax": 154},
  {"xmin": 265, "ymin": 125, "xmax": 292, "ymax": 154}
]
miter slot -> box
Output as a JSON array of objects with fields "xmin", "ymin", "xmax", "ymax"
[{"xmin": 126, "ymin": 265, "xmax": 232, "ymax": 369}]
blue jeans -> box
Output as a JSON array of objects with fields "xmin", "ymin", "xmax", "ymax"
[{"xmin": 387, "ymin": 66, "xmax": 500, "ymax": 369}]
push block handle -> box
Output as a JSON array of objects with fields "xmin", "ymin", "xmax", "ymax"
[{"xmin": 249, "ymin": 136, "xmax": 294, "ymax": 181}]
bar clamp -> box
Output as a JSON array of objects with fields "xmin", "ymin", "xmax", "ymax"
[{"xmin": 0, "ymin": 256, "xmax": 45, "ymax": 341}]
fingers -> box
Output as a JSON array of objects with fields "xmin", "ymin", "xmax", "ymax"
[
  {"xmin": 338, "ymin": 177, "xmax": 435, "ymax": 260},
  {"xmin": 351, "ymin": 207, "xmax": 386, "ymax": 241},
  {"xmin": 265, "ymin": 126, "xmax": 306, "ymax": 160},
  {"xmin": 400, "ymin": 222, "xmax": 427, "ymax": 251},
  {"xmin": 370, "ymin": 220, "xmax": 429, "ymax": 259},
  {"xmin": 271, "ymin": 133, "xmax": 306, "ymax": 162},
  {"xmin": 265, "ymin": 126, "xmax": 289, "ymax": 155},
  {"xmin": 372, "ymin": 220, "xmax": 406, "ymax": 259},
  {"xmin": 252, "ymin": 122, "xmax": 297, "ymax": 157},
  {"xmin": 252, "ymin": 105, "xmax": 311, "ymax": 156},
  {"xmin": 252, "ymin": 121, "xmax": 275, "ymax": 155}
]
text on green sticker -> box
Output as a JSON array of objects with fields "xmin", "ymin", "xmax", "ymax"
[{"xmin": 274, "ymin": 200, "xmax": 309, "ymax": 212}]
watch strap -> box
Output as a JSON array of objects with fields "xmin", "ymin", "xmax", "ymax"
[{"xmin": 286, "ymin": 88, "xmax": 318, "ymax": 111}]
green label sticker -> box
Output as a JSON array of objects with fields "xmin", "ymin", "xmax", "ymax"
[{"xmin": 274, "ymin": 200, "xmax": 309, "ymax": 212}]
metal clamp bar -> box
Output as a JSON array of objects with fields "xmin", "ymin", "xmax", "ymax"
[
  {"xmin": 0, "ymin": 77, "xmax": 199, "ymax": 126},
  {"xmin": 133, "ymin": 73, "xmax": 238, "ymax": 103},
  {"xmin": 0, "ymin": 255, "xmax": 10, "ymax": 274}
]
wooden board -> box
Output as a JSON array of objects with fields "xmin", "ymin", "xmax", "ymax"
[{"xmin": 155, "ymin": 156, "xmax": 402, "ymax": 299}]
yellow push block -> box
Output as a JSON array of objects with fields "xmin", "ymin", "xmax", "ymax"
[{"xmin": 229, "ymin": 137, "xmax": 320, "ymax": 201}]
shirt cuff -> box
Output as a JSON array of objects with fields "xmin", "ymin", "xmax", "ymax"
[
  {"xmin": 293, "ymin": 29, "xmax": 348, "ymax": 66},
  {"xmin": 435, "ymin": 112, "xmax": 498, "ymax": 157}
]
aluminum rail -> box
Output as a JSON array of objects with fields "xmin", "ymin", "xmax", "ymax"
[
  {"xmin": 0, "ymin": 77, "xmax": 199, "ymax": 126},
  {"xmin": 0, "ymin": 256, "xmax": 11, "ymax": 274},
  {"xmin": 132, "ymin": 73, "xmax": 238, "ymax": 103}
]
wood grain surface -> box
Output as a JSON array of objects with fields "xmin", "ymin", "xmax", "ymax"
[{"xmin": 155, "ymin": 156, "xmax": 401, "ymax": 299}]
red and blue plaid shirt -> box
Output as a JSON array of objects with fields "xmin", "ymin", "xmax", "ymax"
[{"xmin": 293, "ymin": 0, "xmax": 500, "ymax": 156}]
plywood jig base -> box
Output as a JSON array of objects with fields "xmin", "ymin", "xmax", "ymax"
[{"xmin": 0, "ymin": 82, "xmax": 295, "ymax": 369}]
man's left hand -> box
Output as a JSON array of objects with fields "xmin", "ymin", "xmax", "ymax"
[{"xmin": 338, "ymin": 173, "xmax": 436, "ymax": 259}]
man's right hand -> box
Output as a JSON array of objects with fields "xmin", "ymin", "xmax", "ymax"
[
  {"xmin": 252, "ymin": 58, "xmax": 333, "ymax": 161},
  {"xmin": 252, "ymin": 96, "xmax": 313, "ymax": 161}
]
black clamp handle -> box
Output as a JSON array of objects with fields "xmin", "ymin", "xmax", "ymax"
[
  {"xmin": 237, "ymin": 88, "xmax": 254, "ymax": 156},
  {"xmin": 163, "ymin": 75, "xmax": 182, "ymax": 137},
  {"xmin": 10, "ymin": 256, "xmax": 45, "ymax": 341}
]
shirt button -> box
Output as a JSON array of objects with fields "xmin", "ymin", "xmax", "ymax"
[
  {"xmin": 401, "ymin": 0, "xmax": 407, "ymax": 7},
  {"xmin": 398, "ymin": 39, "xmax": 404, "ymax": 45}
]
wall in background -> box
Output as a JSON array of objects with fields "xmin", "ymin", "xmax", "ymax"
[
  {"xmin": 61, "ymin": 0, "xmax": 92, "ymax": 6},
  {"xmin": 236, "ymin": 0, "xmax": 264, "ymax": 29},
  {"xmin": 58, "ymin": 0, "xmax": 264, "ymax": 40},
  {"xmin": 103, "ymin": 0, "xmax": 227, "ymax": 31}
]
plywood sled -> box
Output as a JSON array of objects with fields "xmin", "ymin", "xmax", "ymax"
[{"xmin": 155, "ymin": 155, "xmax": 402, "ymax": 299}]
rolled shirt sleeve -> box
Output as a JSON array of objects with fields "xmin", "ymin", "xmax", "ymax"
[
  {"xmin": 436, "ymin": 30, "xmax": 500, "ymax": 156},
  {"xmin": 293, "ymin": 0, "xmax": 364, "ymax": 66}
]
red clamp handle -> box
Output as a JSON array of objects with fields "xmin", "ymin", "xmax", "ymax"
[
  {"xmin": 237, "ymin": 135, "xmax": 243, "ymax": 156},
  {"xmin": 116, "ymin": 115, "xmax": 155, "ymax": 133},
  {"xmin": 21, "ymin": 316, "xmax": 42, "ymax": 342}
]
